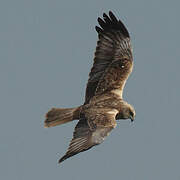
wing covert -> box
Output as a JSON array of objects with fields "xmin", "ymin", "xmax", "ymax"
[{"xmin": 95, "ymin": 58, "xmax": 133, "ymax": 98}]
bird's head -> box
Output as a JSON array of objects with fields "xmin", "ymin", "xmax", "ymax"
[
  {"xmin": 128, "ymin": 105, "xmax": 136, "ymax": 122},
  {"xmin": 116, "ymin": 103, "xmax": 136, "ymax": 122}
]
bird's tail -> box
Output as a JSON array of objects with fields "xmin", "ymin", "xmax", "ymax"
[{"xmin": 44, "ymin": 106, "xmax": 81, "ymax": 128}]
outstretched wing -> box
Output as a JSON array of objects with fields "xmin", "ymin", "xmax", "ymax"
[
  {"xmin": 58, "ymin": 109, "xmax": 118, "ymax": 163},
  {"xmin": 95, "ymin": 58, "xmax": 133, "ymax": 98},
  {"xmin": 85, "ymin": 11, "xmax": 133, "ymax": 104}
]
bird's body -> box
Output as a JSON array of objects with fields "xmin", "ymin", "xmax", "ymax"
[{"xmin": 45, "ymin": 11, "xmax": 136, "ymax": 164}]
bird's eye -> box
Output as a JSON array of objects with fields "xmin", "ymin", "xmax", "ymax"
[{"xmin": 129, "ymin": 111, "xmax": 134, "ymax": 117}]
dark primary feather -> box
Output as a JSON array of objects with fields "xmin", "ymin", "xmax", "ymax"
[
  {"xmin": 59, "ymin": 118, "xmax": 93, "ymax": 163},
  {"xmin": 85, "ymin": 11, "xmax": 133, "ymax": 104}
]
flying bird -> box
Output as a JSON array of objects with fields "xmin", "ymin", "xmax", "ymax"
[{"xmin": 44, "ymin": 11, "xmax": 135, "ymax": 164}]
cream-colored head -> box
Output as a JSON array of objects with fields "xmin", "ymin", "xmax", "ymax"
[{"xmin": 116, "ymin": 102, "xmax": 135, "ymax": 122}]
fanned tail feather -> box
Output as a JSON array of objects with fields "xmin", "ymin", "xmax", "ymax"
[{"xmin": 44, "ymin": 106, "xmax": 81, "ymax": 128}]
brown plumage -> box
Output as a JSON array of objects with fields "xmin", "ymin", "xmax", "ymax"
[{"xmin": 44, "ymin": 11, "xmax": 136, "ymax": 164}]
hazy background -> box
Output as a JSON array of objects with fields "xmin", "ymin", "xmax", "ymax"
[{"xmin": 1, "ymin": 0, "xmax": 180, "ymax": 179}]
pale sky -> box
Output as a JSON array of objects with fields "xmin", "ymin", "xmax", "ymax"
[{"xmin": 1, "ymin": 0, "xmax": 180, "ymax": 179}]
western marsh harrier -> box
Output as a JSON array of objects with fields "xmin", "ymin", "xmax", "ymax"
[{"xmin": 45, "ymin": 11, "xmax": 135, "ymax": 164}]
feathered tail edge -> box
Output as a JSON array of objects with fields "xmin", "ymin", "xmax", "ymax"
[{"xmin": 44, "ymin": 106, "xmax": 81, "ymax": 128}]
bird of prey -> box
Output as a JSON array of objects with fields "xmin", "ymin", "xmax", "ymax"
[{"xmin": 44, "ymin": 11, "xmax": 135, "ymax": 164}]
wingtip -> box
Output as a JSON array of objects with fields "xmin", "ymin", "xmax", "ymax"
[
  {"xmin": 96, "ymin": 11, "xmax": 129, "ymax": 36},
  {"xmin": 97, "ymin": 17, "xmax": 101, "ymax": 21},
  {"xmin": 58, "ymin": 155, "xmax": 68, "ymax": 164},
  {"xmin": 103, "ymin": 12, "xmax": 107, "ymax": 18},
  {"xmin": 58, "ymin": 158, "xmax": 63, "ymax": 164},
  {"xmin": 109, "ymin": 11, "xmax": 118, "ymax": 22},
  {"xmin": 97, "ymin": 17, "xmax": 104, "ymax": 24},
  {"xmin": 95, "ymin": 26, "xmax": 102, "ymax": 33},
  {"xmin": 109, "ymin": 10, "xmax": 113, "ymax": 15}
]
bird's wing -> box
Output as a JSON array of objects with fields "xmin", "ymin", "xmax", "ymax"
[
  {"xmin": 58, "ymin": 109, "xmax": 118, "ymax": 163},
  {"xmin": 95, "ymin": 58, "xmax": 133, "ymax": 98},
  {"xmin": 85, "ymin": 11, "xmax": 133, "ymax": 104}
]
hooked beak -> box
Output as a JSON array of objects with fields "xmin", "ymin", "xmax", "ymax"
[{"xmin": 130, "ymin": 116, "xmax": 134, "ymax": 122}]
